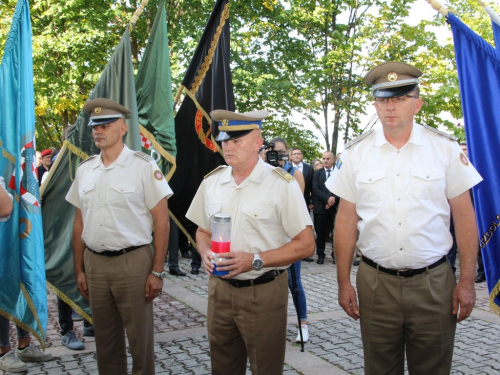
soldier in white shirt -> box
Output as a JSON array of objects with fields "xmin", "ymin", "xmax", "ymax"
[
  {"xmin": 328, "ymin": 62, "xmax": 482, "ymax": 375},
  {"xmin": 66, "ymin": 98, "xmax": 172, "ymax": 375}
]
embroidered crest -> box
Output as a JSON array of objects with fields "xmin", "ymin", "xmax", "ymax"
[
  {"xmin": 388, "ymin": 72, "xmax": 397, "ymax": 82},
  {"xmin": 153, "ymin": 170, "xmax": 164, "ymax": 181},
  {"xmin": 460, "ymin": 153, "xmax": 469, "ymax": 166}
]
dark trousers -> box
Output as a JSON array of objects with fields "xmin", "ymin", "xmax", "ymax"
[
  {"xmin": 57, "ymin": 298, "xmax": 92, "ymax": 336},
  {"xmin": 314, "ymin": 210, "xmax": 334, "ymax": 258}
]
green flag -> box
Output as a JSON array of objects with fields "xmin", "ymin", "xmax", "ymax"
[
  {"xmin": 40, "ymin": 28, "xmax": 140, "ymax": 322},
  {"xmin": 136, "ymin": 0, "xmax": 176, "ymax": 181}
]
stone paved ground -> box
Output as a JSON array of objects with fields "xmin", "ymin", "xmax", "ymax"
[{"xmin": 3, "ymin": 244, "xmax": 499, "ymax": 375}]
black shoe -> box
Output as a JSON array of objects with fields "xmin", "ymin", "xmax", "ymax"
[
  {"xmin": 352, "ymin": 259, "xmax": 360, "ymax": 266},
  {"xmin": 302, "ymin": 257, "xmax": 314, "ymax": 262},
  {"xmin": 83, "ymin": 325, "xmax": 94, "ymax": 337},
  {"xmin": 191, "ymin": 267, "xmax": 200, "ymax": 275},
  {"xmin": 181, "ymin": 251, "xmax": 191, "ymax": 259},
  {"xmin": 475, "ymin": 273, "xmax": 486, "ymax": 283},
  {"xmin": 317, "ymin": 257, "xmax": 324, "ymax": 265},
  {"xmin": 169, "ymin": 267, "xmax": 186, "ymax": 276},
  {"xmin": 331, "ymin": 252, "xmax": 336, "ymax": 265}
]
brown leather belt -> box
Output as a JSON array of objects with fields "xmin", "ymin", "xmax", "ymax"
[
  {"xmin": 220, "ymin": 269, "xmax": 285, "ymax": 288},
  {"xmin": 361, "ymin": 255, "xmax": 447, "ymax": 278},
  {"xmin": 87, "ymin": 245, "xmax": 146, "ymax": 258}
]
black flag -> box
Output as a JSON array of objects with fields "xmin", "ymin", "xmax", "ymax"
[{"xmin": 168, "ymin": 0, "xmax": 234, "ymax": 243}]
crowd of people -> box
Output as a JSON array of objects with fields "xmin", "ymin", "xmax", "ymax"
[{"xmin": 0, "ymin": 61, "xmax": 486, "ymax": 375}]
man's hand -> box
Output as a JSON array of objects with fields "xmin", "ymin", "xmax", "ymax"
[
  {"xmin": 145, "ymin": 275, "xmax": 163, "ymax": 303},
  {"xmin": 202, "ymin": 251, "xmax": 215, "ymax": 275},
  {"xmin": 338, "ymin": 282, "xmax": 360, "ymax": 320},
  {"xmin": 453, "ymin": 280, "xmax": 476, "ymax": 322},
  {"xmin": 327, "ymin": 196, "xmax": 335, "ymax": 206},
  {"xmin": 216, "ymin": 252, "xmax": 253, "ymax": 278},
  {"xmin": 75, "ymin": 271, "xmax": 89, "ymax": 300}
]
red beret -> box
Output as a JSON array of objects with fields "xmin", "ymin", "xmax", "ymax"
[{"xmin": 41, "ymin": 149, "xmax": 52, "ymax": 157}]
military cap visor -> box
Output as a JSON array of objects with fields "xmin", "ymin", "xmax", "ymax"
[
  {"xmin": 373, "ymin": 84, "xmax": 418, "ymax": 98},
  {"xmin": 83, "ymin": 98, "xmax": 131, "ymax": 127}
]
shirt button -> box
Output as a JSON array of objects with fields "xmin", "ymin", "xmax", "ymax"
[
  {"xmin": 397, "ymin": 198, "xmax": 401, "ymax": 201},
  {"xmin": 100, "ymin": 205, "xmax": 103, "ymax": 207},
  {"xmin": 397, "ymin": 151, "xmax": 400, "ymax": 154},
  {"xmin": 369, "ymin": 178, "xmax": 372, "ymax": 182},
  {"xmin": 100, "ymin": 223, "xmax": 103, "ymax": 226},
  {"xmin": 398, "ymin": 222, "xmax": 402, "ymax": 225},
  {"xmin": 396, "ymin": 173, "xmax": 400, "ymax": 177},
  {"xmin": 232, "ymin": 207, "xmax": 235, "ymax": 211},
  {"xmin": 400, "ymin": 247, "xmax": 403, "ymax": 251},
  {"xmin": 427, "ymin": 175, "xmax": 430, "ymax": 179}
]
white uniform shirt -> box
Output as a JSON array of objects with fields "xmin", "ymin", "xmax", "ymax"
[
  {"xmin": 328, "ymin": 123, "xmax": 482, "ymax": 269},
  {"xmin": 186, "ymin": 157, "xmax": 313, "ymax": 280},
  {"xmin": 0, "ymin": 176, "xmax": 13, "ymax": 222},
  {"xmin": 66, "ymin": 145, "xmax": 173, "ymax": 251}
]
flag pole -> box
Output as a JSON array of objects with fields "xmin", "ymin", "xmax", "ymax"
[
  {"xmin": 129, "ymin": 0, "xmax": 150, "ymax": 30},
  {"xmin": 477, "ymin": 0, "xmax": 500, "ymax": 25},
  {"xmin": 425, "ymin": 0, "xmax": 449, "ymax": 16}
]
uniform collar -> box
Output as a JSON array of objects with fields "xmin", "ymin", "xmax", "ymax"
[
  {"xmin": 224, "ymin": 156, "xmax": 267, "ymax": 186},
  {"xmin": 373, "ymin": 121, "xmax": 423, "ymax": 148},
  {"xmin": 94, "ymin": 144, "xmax": 130, "ymax": 169}
]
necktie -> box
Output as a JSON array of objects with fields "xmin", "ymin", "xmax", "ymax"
[{"xmin": 327, "ymin": 169, "xmax": 331, "ymax": 178}]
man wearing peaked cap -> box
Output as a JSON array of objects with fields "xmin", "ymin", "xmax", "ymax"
[
  {"xmin": 66, "ymin": 98, "xmax": 173, "ymax": 374},
  {"xmin": 186, "ymin": 109, "xmax": 315, "ymax": 374},
  {"xmin": 327, "ymin": 62, "xmax": 483, "ymax": 374},
  {"xmin": 37, "ymin": 148, "xmax": 52, "ymax": 185}
]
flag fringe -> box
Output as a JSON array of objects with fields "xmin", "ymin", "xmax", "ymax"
[
  {"xmin": 139, "ymin": 125, "xmax": 177, "ymax": 181},
  {"xmin": 489, "ymin": 279, "xmax": 500, "ymax": 316},
  {"xmin": 189, "ymin": 3, "xmax": 230, "ymax": 95},
  {"xmin": 46, "ymin": 282, "xmax": 93, "ymax": 325},
  {"xmin": 0, "ymin": 309, "xmax": 45, "ymax": 351},
  {"xmin": 169, "ymin": 210, "xmax": 197, "ymax": 250}
]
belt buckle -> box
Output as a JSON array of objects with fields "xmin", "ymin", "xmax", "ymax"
[{"xmin": 397, "ymin": 269, "xmax": 406, "ymax": 279}]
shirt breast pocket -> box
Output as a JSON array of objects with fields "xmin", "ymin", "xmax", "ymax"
[
  {"xmin": 355, "ymin": 170, "xmax": 386, "ymax": 204},
  {"xmin": 241, "ymin": 204, "xmax": 273, "ymax": 249},
  {"xmin": 79, "ymin": 183, "xmax": 95, "ymax": 209},
  {"xmin": 109, "ymin": 181, "xmax": 136, "ymax": 206},
  {"xmin": 411, "ymin": 168, "xmax": 445, "ymax": 201}
]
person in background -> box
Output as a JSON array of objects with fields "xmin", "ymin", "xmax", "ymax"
[{"xmin": 37, "ymin": 149, "xmax": 51, "ymax": 185}]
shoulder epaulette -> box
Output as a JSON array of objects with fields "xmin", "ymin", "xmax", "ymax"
[
  {"xmin": 78, "ymin": 155, "xmax": 97, "ymax": 166},
  {"xmin": 204, "ymin": 165, "xmax": 227, "ymax": 179},
  {"xmin": 344, "ymin": 129, "xmax": 374, "ymax": 149},
  {"xmin": 421, "ymin": 124, "xmax": 458, "ymax": 141},
  {"xmin": 134, "ymin": 151, "xmax": 153, "ymax": 162},
  {"xmin": 273, "ymin": 167, "xmax": 295, "ymax": 183}
]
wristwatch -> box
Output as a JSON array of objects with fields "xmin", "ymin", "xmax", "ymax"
[
  {"xmin": 252, "ymin": 254, "xmax": 263, "ymax": 271},
  {"xmin": 151, "ymin": 270, "xmax": 166, "ymax": 279}
]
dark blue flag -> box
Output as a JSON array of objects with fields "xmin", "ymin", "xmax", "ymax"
[
  {"xmin": 448, "ymin": 12, "xmax": 500, "ymax": 315},
  {"xmin": 0, "ymin": 0, "xmax": 47, "ymax": 347}
]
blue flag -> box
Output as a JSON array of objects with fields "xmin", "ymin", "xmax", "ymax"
[
  {"xmin": 0, "ymin": 0, "xmax": 47, "ymax": 346},
  {"xmin": 492, "ymin": 19, "xmax": 500, "ymax": 48},
  {"xmin": 448, "ymin": 12, "xmax": 500, "ymax": 315}
]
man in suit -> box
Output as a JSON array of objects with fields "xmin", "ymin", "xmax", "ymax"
[
  {"xmin": 290, "ymin": 148, "xmax": 313, "ymax": 209},
  {"xmin": 312, "ymin": 151, "xmax": 337, "ymax": 264}
]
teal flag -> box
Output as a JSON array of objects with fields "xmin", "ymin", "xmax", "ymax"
[
  {"xmin": 0, "ymin": 0, "xmax": 48, "ymax": 347},
  {"xmin": 40, "ymin": 28, "xmax": 140, "ymax": 323},
  {"xmin": 136, "ymin": 0, "xmax": 176, "ymax": 182}
]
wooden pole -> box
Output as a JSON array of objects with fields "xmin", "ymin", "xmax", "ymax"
[
  {"xmin": 129, "ymin": 0, "xmax": 150, "ymax": 30},
  {"xmin": 425, "ymin": 0, "xmax": 449, "ymax": 17}
]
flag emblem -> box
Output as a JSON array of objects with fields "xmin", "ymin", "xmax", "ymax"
[{"xmin": 9, "ymin": 138, "xmax": 40, "ymax": 208}]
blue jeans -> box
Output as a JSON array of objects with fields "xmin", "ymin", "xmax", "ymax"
[
  {"xmin": 287, "ymin": 261, "xmax": 307, "ymax": 321},
  {"xmin": 0, "ymin": 315, "xmax": 30, "ymax": 347}
]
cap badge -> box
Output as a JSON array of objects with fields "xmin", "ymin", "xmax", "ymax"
[
  {"xmin": 222, "ymin": 119, "xmax": 229, "ymax": 126},
  {"xmin": 388, "ymin": 72, "xmax": 397, "ymax": 82},
  {"xmin": 95, "ymin": 107, "xmax": 101, "ymax": 114}
]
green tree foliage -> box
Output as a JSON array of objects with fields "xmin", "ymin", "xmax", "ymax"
[{"xmin": 1, "ymin": 0, "xmax": 498, "ymax": 155}]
